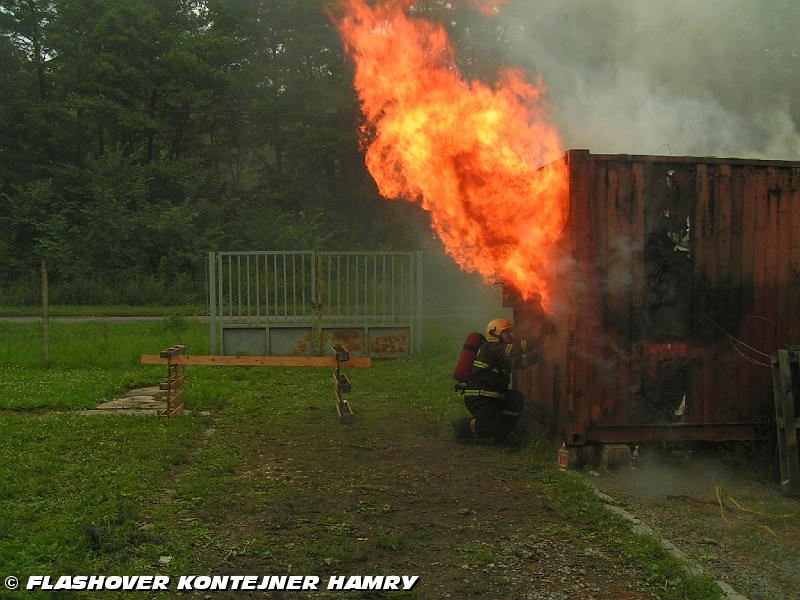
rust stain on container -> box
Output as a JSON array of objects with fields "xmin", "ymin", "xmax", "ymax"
[{"xmin": 510, "ymin": 150, "xmax": 800, "ymax": 445}]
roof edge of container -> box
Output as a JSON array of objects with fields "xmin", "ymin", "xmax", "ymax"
[{"xmin": 564, "ymin": 148, "xmax": 800, "ymax": 168}]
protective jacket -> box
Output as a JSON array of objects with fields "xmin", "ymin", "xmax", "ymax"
[{"xmin": 465, "ymin": 337, "xmax": 543, "ymax": 397}]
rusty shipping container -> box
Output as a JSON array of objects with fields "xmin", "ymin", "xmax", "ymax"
[{"xmin": 508, "ymin": 149, "xmax": 800, "ymax": 446}]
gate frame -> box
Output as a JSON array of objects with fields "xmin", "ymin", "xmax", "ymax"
[{"xmin": 208, "ymin": 250, "xmax": 423, "ymax": 356}]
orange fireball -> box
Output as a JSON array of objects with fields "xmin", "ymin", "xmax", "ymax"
[{"xmin": 331, "ymin": 0, "xmax": 569, "ymax": 308}]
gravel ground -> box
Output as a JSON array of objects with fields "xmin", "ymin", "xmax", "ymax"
[{"xmin": 580, "ymin": 452, "xmax": 800, "ymax": 600}]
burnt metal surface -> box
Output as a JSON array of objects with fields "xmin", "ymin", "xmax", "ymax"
[
  {"xmin": 584, "ymin": 423, "xmax": 766, "ymax": 443},
  {"xmin": 512, "ymin": 149, "xmax": 800, "ymax": 445}
]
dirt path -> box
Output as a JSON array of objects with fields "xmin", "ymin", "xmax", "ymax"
[
  {"xmin": 581, "ymin": 456, "xmax": 800, "ymax": 600},
  {"xmin": 182, "ymin": 408, "xmax": 659, "ymax": 599}
]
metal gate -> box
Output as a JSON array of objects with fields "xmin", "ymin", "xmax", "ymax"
[{"xmin": 208, "ymin": 251, "xmax": 423, "ymax": 357}]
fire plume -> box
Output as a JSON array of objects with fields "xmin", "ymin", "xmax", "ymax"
[{"xmin": 331, "ymin": 0, "xmax": 569, "ymax": 308}]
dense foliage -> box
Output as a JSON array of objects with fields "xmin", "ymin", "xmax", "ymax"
[{"xmin": 0, "ymin": 0, "xmax": 431, "ymax": 305}]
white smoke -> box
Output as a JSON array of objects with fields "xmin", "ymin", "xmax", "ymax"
[{"xmin": 492, "ymin": 0, "xmax": 800, "ymax": 159}]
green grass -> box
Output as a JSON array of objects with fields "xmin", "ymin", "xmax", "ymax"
[
  {"xmin": 0, "ymin": 321, "xmax": 208, "ymax": 370},
  {"xmin": 535, "ymin": 469, "xmax": 723, "ymax": 600},
  {"xmin": 0, "ymin": 314, "xmax": 724, "ymax": 599},
  {"xmin": 0, "ymin": 304, "xmax": 206, "ymax": 317},
  {"xmin": 0, "ymin": 414, "xmax": 200, "ymax": 577},
  {"xmin": 0, "ymin": 320, "xmax": 209, "ymax": 410}
]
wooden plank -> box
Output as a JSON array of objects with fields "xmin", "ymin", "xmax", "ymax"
[
  {"xmin": 159, "ymin": 375, "xmax": 186, "ymax": 391},
  {"xmin": 777, "ymin": 350, "xmax": 800, "ymax": 495},
  {"xmin": 336, "ymin": 401, "xmax": 353, "ymax": 424},
  {"xmin": 772, "ymin": 354, "xmax": 790, "ymax": 486},
  {"xmin": 160, "ymin": 345, "xmax": 186, "ymax": 359},
  {"xmin": 141, "ymin": 354, "xmax": 372, "ymax": 368}
]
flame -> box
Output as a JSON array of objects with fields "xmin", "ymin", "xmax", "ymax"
[
  {"xmin": 467, "ymin": 0, "xmax": 509, "ymax": 18},
  {"xmin": 331, "ymin": 0, "xmax": 569, "ymax": 308}
]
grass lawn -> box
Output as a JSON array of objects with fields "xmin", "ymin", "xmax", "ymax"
[{"xmin": 0, "ymin": 316, "xmax": 722, "ymax": 599}]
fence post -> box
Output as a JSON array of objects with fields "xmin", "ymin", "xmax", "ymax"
[
  {"xmin": 208, "ymin": 251, "xmax": 217, "ymax": 354},
  {"xmin": 41, "ymin": 256, "xmax": 50, "ymax": 368},
  {"xmin": 217, "ymin": 252, "xmax": 224, "ymax": 354},
  {"xmin": 316, "ymin": 253, "xmax": 325, "ymax": 356},
  {"xmin": 415, "ymin": 251, "xmax": 423, "ymax": 354}
]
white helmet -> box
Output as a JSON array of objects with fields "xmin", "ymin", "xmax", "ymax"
[{"xmin": 485, "ymin": 318, "xmax": 512, "ymax": 341}]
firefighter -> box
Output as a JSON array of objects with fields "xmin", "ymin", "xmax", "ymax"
[{"xmin": 452, "ymin": 318, "xmax": 550, "ymax": 442}]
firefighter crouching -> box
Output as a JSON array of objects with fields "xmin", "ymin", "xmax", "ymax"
[{"xmin": 452, "ymin": 318, "xmax": 553, "ymax": 442}]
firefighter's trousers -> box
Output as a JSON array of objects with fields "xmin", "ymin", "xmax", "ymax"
[{"xmin": 463, "ymin": 389, "xmax": 524, "ymax": 439}]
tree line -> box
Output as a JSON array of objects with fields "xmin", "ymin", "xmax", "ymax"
[{"xmin": 0, "ymin": 0, "xmax": 431, "ymax": 306}]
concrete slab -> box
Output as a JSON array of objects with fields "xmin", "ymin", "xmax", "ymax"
[{"xmin": 84, "ymin": 385, "xmax": 169, "ymax": 415}]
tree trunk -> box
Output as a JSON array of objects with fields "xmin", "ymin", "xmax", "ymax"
[{"xmin": 26, "ymin": 0, "xmax": 46, "ymax": 100}]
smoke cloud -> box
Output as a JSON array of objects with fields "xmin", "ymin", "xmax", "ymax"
[{"xmin": 488, "ymin": 0, "xmax": 800, "ymax": 159}]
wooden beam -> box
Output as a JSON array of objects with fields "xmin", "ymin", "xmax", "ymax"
[{"xmin": 140, "ymin": 354, "xmax": 371, "ymax": 368}]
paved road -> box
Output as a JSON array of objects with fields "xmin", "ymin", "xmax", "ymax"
[{"xmin": 0, "ymin": 315, "xmax": 211, "ymax": 323}]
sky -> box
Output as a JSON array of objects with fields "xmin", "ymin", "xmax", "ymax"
[{"xmin": 489, "ymin": 0, "xmax": 800, "ymax": 159}]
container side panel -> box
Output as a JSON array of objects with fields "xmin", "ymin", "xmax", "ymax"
[
  {"xmin": 603, "ymin": 161, "xmax": 622, "ymax": 425},
  {"xmin": 689, "ymin": 164, "xmax": 709, "ymax": 424},
  {"xmin": 741, "ymin": 166, "xmax": 757, "ymax": 287},
  {"xmin": 716, "ymin": 165, "xmax": 733, "ymax": 289},
  {"xmin": 617, "ymin": 161, "xmax": 637, "ymax": 424},
  {"xmin": 728, "ymin": 167, "xmax": 745, "ymax": 291},
  {"xmin": 751, "ymin": 167, "xmax": 769, "ymax": 421},
  {"xmin": 777, "ymin": 168, "xmax": 792, "ymax": 290},
  {"xmin": 569, "ymin": 156, "xmax": 604, "ymax": 440},
  {"xmin": 705, "ymin": 165, "xmax": 737, "ymax": 422},
  {"xmin": 630, "ymin": 162, "xmax": 647, "ymax": 423},
  {"xmin": 590, "ymin": 160, "xmax": 609, "ymax": 429},
  {"xmin": 736, "ymin": 166, "xmax": 758, "ymax": 421},
  {"xmin": 792, "ymin": 168, "xmax": 800, "ymax": 290},
  {"xmin": 765, "ymin": 167, "xmax": 781, "ymax": 290}
]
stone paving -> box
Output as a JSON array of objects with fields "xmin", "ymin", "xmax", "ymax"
[{"xmin": 83, "ymin": 386, "xmax": 168, "ymax": 415}]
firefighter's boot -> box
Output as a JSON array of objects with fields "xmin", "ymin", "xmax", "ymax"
[{"xmin": 452, "ymin": 417, "xmax": 473, "ymax": 442}]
